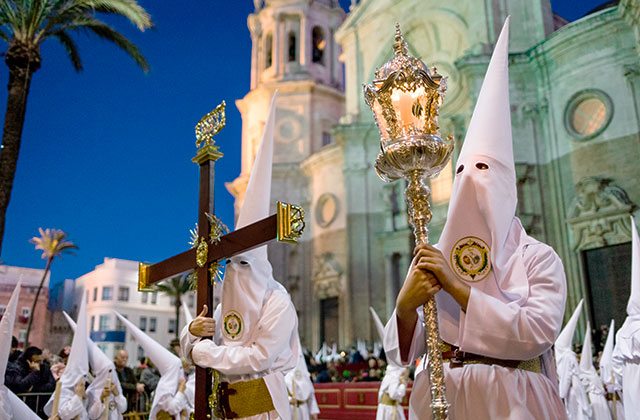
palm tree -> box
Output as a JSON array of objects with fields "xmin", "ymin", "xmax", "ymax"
[
  {"xmin": 156, "ymin": 273, "xmax": 193, "ymax": 340},
  {"xmin": 0, "ymin": 1, "xmax": 152, "ymax": 254},
  {"xmin": 27, "ymin": 227, "xmax": 77, "ymax": 346}
]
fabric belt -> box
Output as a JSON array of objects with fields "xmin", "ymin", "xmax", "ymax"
[
  {"xmin": 290, "ymin": 398, "xmax": 307, "ymax": 407},
  {"xmin": 216, "ymin": 377, "xmax": 275, "ymax": 419},
  {"xmin": 380, "ymin": 392, "xmax": 398, "ymax": 406},
  {"xmin": 441, "ymin": 343, "xmax": 541, "ymax": 373}
]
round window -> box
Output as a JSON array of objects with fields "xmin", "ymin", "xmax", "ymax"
[
  {"xmin": 315, "ymin": 193, "xmax": 339, "ymax": 228},
  {"xmin": 565, "ymin": 90, "xmax": 613, "ymax": 140}
]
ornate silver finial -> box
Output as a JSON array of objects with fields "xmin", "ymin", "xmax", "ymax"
[{"xmin": 393, "ymin": 23, "xmax": 408, "ymax": 56}]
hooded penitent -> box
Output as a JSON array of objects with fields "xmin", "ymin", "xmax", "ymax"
[
  {"xmin": 62, "ymin": 311, "xmax": 125, "ymax": 416},
  {"xmin": 612, "ymin": 215, "xmax": 640, "ymax": 420},
  {"xmin": 579, "ymin": 321, "xmax": 611, "ymax": 420},
  {"xmin": 434, "ymin": 17, "xmax": 535, "ymax": 347},
  {"xmin": 284, "ymin": 338, "xmax": 315, "ymax": 405},
  {"xmin": 0, "ymin": 281, "xmax": 40, "ymax": 420},
  {"xmin": 45, "ymin": 291, "xmax": 90, "ymax": 417},
  {"xmin": 181, "ymin": 298, "xmax": 193, "ymax": 325},
  {"xmin": 115, "ymin": 312, "xmax": 182, "ymax": 419},
  {"xmin": 219, "ymin": 93, "xmax": 282, "ymax": 346},
  {"xmin": 599, "ymin": 320, "xmax": 616, "ymax": 389},
  {"xmin": 555, "ymin": 299, "xmax": 590, "ymax": 419}
]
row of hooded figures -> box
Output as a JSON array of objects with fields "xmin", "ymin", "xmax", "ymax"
[{"xmin": 2, "ymin": 17, "xmax": 640, "ymax": 420}]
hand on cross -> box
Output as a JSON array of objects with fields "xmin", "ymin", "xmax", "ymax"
[{"xmin": 189, "ymin": 305, "xmax": 216, "ymax": 337}]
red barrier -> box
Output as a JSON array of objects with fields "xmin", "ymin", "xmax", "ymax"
[{"xmin": 314, "ymin": 382, "xmax": 412, "ymax": 419}]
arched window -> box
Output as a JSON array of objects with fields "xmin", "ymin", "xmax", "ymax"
[
  {"xmin": 391, "ymin": 253, "xmax": 402, "ymax": 298},
  {"xmin": 312, "ymin": 26, "xmax": 325, "ymax": 64},
  {"xmin": 265, "ymin": 33, "xmax": 273, "ymax": 68},
  {"xmin": 288, "ymin": 31, "xmax": 297, "ymax": 62}
]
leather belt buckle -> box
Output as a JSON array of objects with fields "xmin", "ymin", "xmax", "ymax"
[{"xmin": 450, "ymin": 348, "xmax": 465, "ymax": 368}]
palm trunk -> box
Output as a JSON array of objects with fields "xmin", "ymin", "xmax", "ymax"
[
  {"xmin": 0, "ymin": 44, "xmax": 39, "ymax": 255},
  {"xmin": 175, "ymin": 299, "xmax": 181, "ymax": 340},
  {"xmin": 25, "ymin": 256, "xmax": 52, "ymax": 347}
]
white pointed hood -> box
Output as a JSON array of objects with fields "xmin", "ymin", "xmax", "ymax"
[
  {"xmin": 628, "ymin": 215, "xmax": 640, "ymax": 316},
  {"xmin": 599, "ymin": 319, "xmax": 615, "ymax": 385},
  {"xmin": 369, "ymin": 307, "xmax": 385, "ymax": 345},
  {"xmin": 45, "ymin": 293, "xmax": 89, "ymax": 417},
  {"xmin": 579, "ymin": 321, "xmax": 595, "ymax": 373},
  {"xmin": 0, "ymin": 280, "xmax": 21, "ymax": 382},
  {"xmin": 434, "ymin": 18, "xmax": 536, "ymax": 345},
  {"xmin": 181, "ymin": 298, "xmax": 193, "ymax": 325},
  {"xmin": 220, "ymin": 92, "xmax": 280, "ymax": 346},
  {"xmin": 62, "ymin": 311, "xmax": 124, "ymax": 406},
  {"xmin": 60, "ymin": 292, "xmax": 90, "ymax": 388},
  {"xmin": 0, "ymin": 281, "xmax": 40, "ymax": 420},
  {"xmin": 115, "ymin": 312, "xmax": 182, "ymax": 419},
  {"xmin": 556, "ymin": 299, "xmax": 584, "ymax": 354}
]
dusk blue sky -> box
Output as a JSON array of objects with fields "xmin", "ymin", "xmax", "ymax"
[{"xmin": 0, "ymin": 0, "xmax": 609, "ymax": 289}]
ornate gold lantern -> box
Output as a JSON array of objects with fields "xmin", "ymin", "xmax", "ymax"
[{"xmin": 364, "ymin": 24, "xmax": 453, "ymax": 419}]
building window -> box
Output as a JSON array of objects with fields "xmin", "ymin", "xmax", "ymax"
[
  {"xmin": 140, "ymin": 317, "xmax": 147, "ymax": 332},
  {"xmin": 149, "ymin": 317, "xmax": 157, "ymax": 333},
  {"xmin": 288, "ymin": 32, "xmax": 297, "ymax": 62},
  {"xmin": 322, "ymin": 131, "xmax": 332, "ymax": 147},
  {"xmin": 564, "ymin": 89, "xmax": 613, "ymax": 141},
  {"xmin": 141, "ymin": 292, "xmax": 148, "ymax": 304},
  {"xmin": 118, "ymin": 287, "xmax": 129, "ymax": 302},
  {"xmin": 168, "ymin": 319, "xmax": 176, "ymax": 334},
  {"xmin": 137, "ymin": 345, "xmax": 145, "ymax": 360},
  {"xmin": 265, "ymin": 33, "xmax": 273, "ymax": 68},
  {"xmin": 90, "ymin": 315, "xmax": 95, "ymax": 331},
  {"xmin": 115, "ymin": 316, "xmax": 125, "ymax": 331},
  {"xmin": 312, "ymin": 26, "xmax": 325, "ymax": 64},
  {"xmin": 151, "ymin": 292, "xmax": 157, "ymax": 305},
  {"xmin": 391, "ymin": 253, "xmax": 403, "ymax": 299},
  {"xmin": 93, "ymin": 287, "xmax": 98, "ymax": 302},
  {"xmin": 99, "ymin": 315, "xmax": 109, "ymax": 331},
  {"xmin": 102, "ymin": 287, "xmax": 113, "ymax": 301}
]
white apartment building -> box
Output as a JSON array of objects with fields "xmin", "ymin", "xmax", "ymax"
[{"xmin": 74, "ymin": 258, "xmax": 196, "ymax": 364}]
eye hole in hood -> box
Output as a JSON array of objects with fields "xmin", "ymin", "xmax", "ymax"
[
  {"xmin": 475, "ymin": 162, "xmax": 489, "ymax": 170},
  {"xmin": 456, "ymin": 164, "xmax": 464, "ymax": 174}
]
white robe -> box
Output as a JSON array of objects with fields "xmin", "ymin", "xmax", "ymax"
[
  {"xmin": 556, "ymin": 353, "xmax": 590, "ymax": 420},
  {"xmin": 284, "ymin": 361, "xmax": 319, "ymax": 420},
  {"xmin": 87, "ymin": 393, "xmax": 127, "ymax": 420},
  {"xmin": 612, "ymin": 316, "xmax": 640, "ymax": 420},
  {"xmin": 384, "ymin": 240, "xmax": 567, "ymax": 420},
  {"xmin": 181, "ymin": 289, "xmax": 298, "ymax": 420},
  {"xmin": 376, "ymin": 367, "xmax": 407, "ymax": 420},
  {"xmin": 578, "ymin": 367, "xmax": 610, "ymax": 420},
  {"xmin": 57, "ymin": 391, "xmax": 89, "ymax": 420}
]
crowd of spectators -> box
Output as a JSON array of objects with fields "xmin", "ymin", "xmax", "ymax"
[{"xmin": 307, "ymin": 345, "xmax": 415, "ymax": 384}]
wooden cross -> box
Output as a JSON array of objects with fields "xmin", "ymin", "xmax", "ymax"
[{"xmin": 137, "ymin": 101, "xmax": 305, "ymax": 420}]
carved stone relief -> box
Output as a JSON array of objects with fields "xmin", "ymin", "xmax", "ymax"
[
  {"xmin": 312, "ymin": 252, "xmax": 343, "ymax": 299},
  {"xmin": 567, "ymin": 177, "xmax": 637, "ymax": 251}
]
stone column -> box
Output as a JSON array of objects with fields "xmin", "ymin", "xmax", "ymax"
[
  {"xmin": 384, "ymin": 254, "xmax": 395, "ymax": 316},
  {"xmin": 299, "ymin": 14, "xmax": 307, "ymax": 67}
]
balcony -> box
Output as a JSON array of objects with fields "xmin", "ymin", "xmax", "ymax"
[{"xmin": 90, "ymin": 330, "xmax": 126, "ymax": 343}]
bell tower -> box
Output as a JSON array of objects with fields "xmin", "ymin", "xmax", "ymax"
[
  {"xmin": 228, "ymin": 0, "xmax": 346, "ymax": 348},
  {"xmin": 229, "ymin": 0, "xmax": 345, "ymax": 210}
]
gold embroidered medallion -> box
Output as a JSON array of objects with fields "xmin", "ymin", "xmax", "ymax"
[
  {"xmin": 450, "ymin": 236, "xmax": 491, "ymax": 282},
  {"xmin": 223, "ymin": 310, "xmax": 243, "ymax": 340}
]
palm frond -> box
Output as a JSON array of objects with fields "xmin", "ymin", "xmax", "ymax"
[
  {"xmin": 90, "ymin": 0, "xmax": 152, "ymax": 31},
  {"xmin": 53, "ymin": 30, "xmax": 82, "ymax": 70},
  {"xmin": 30, "ymin": 227, "xmax": 78, "ymax": 259},
  {"xmin": 79, "ymin": 19, "xmax": 148, "ymax": 71},
  {"xmin": 24, "ymin": 0, "xmax": 50, "ymax": 39}
]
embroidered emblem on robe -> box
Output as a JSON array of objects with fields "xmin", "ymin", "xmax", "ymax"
[{"xmin": 450, "ymin": 236, "xmax": 491, "ymax": 282}]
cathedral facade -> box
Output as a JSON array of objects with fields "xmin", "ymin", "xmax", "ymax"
[{"xmin": 230, "ymin": 0, "xmax": 640, "ymax": 350}]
